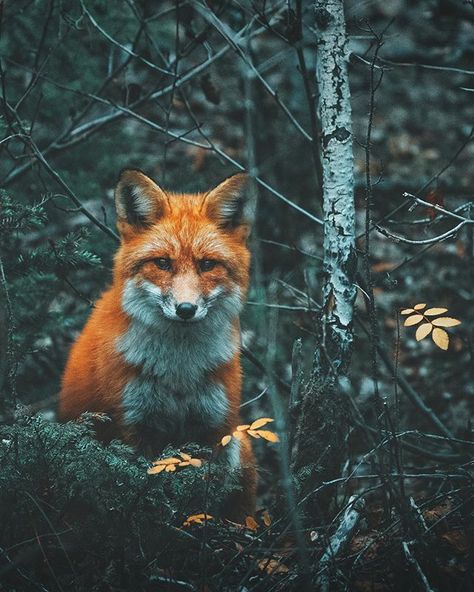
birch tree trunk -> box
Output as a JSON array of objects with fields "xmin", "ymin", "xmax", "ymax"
[
  {"xmin": 292, "ymin": 0, "xmax": 356, "ymax": 519},
  {"xmin": 316, "ymin": 0, "xmax": 356, "ymax": 371}
]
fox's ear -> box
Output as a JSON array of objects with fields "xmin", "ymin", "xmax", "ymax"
[
  {"xmin": 204, "ymin": 173, "xmax": 254, "ymax": 232},
  {"xmin": 115, "ymin": 169, "xmax": 168, "ymax": 232}
]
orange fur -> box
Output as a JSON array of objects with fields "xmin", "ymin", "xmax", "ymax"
[{"xmin": 59, "ymin": 170, "xmax": 256, "ymax": 517}]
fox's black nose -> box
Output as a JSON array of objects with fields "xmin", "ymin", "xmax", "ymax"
[{"xmin": 176, "ymin": 302, "xmax": 197, "ymax": 320}]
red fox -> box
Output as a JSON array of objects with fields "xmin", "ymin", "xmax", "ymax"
[{"xmin": 59, "ymin": 169, "xmax": 256, "ymax": 516}]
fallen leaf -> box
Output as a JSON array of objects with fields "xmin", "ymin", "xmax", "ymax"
[
  {"xmin": 183, "ymin": 513, "xmax": 213, "ymax": 527},
  {"xmin": 371, "ymin": 261, "xmax": 397, "ymax": 273},
  {"xmin": 441, "ymin": 530, "xmax": 470, "ymax": 553},
  {"xmin": 262, "ymin": 510, "xmax": 272, "ymax": 527},
  {"xmin": 245, "ymin": 516, "xmax": 258, "ymax": 531},
  {"xmin": 424, "ymin": 499, "xmax": 452, "ymax": 523},
  {"xmin": 257, "ymin": 558, "xmax": 289, "ymax": 575}
]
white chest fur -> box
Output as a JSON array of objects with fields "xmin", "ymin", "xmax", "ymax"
[{"xmin": 116, "ymin": 301, "xmax": 238, "ymax": 442}]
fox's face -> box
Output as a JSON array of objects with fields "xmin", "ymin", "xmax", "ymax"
[{"xmin": 113, "ymin": 170, "xmax": 253, "ymax": 326}]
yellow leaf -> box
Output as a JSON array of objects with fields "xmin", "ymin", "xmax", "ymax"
[
  {"xmin": 432, "ymin": 327, "xmax": 449, "ymax": 350},
  {"xmin": 424, "ymin": 307, "xmax": 448, "ymax": 316},
  {"xmin": 431, "ymin": 317, "xmax": 461, "ymax": 328},
  {"xmin": 262, "ymin": 510, "xmax": 272, "ymax": 527},
  {"xmin": 250, "ymin": 417, "xmax": 274, "ymax": 430},
  {"xmin": 233, "ymin": 430, "xmax": 246, "ymax": 440},
  {"xmin": 401, "ymin": 308, "xmax": 415, "ymax": 315},
  {"xmin": 189, "ymin": 458, "xmax": 202, "ymax": 467},
  {"xmin": 236, "ymin": 424, "xmax": 250, "ymax": 431},
  {"xmin": 165, "ymin": 464, "xmax": 176, "ymax": 472},
  {"xmin": 257, "ymin": 558, "xmax": 289, "ymax": 575},
  {"xmin": 183, "ymin": 513, "xmax": 213, "ymax": 527},
  {"xmin": 255, "ymin": 430, "xmax": 280, "ymax": 443},
  {"xmin": 221, "ymin": 435, "xmax": 232, "ymax": 447},
  {"xmin": 152, "ymin": 457, "xmax": 181, "ymax": 466},
  {"xmin": 414, "ymin": 303, "xmax": 427, "ymax": 310},
  {"xmin": 180, "ymin": 452, "xmax": 191, "ymax": 461},
  {"xmin": 192, "ymin": 513, "xmax": 209, "ymax": 520},
  {"xmin": 245, "ymin": 516, "xmax": 258, "ymax": 531},
  {"xmin": 416, "ymin": 323, "xmax": 432, "ymax": 341},
  {"xmin": 147, "ymin": 464, "xmax": 166, "ymax": 475},
  {"xmin": 247, "ymin": 430, "xmax": 261, "ymax": 438},
  {"xmin": 404, "ymin": 314, "xmax": 424, "ymax": 327},
  {"xmin": 178, "ymin": 461, "xmax": 190, "ymax": 467}
]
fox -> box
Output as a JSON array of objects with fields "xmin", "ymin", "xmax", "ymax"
[{"xmin": 59, "ymin": 169, "xmax": 257, "ymax": 518}]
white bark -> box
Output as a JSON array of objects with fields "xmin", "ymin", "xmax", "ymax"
[
  {"xmin": 317, "ymin": 495, "xmax": 365, "ymax": 592},
  {"xmin": 290, "ymin": 0, "xmax": 356, "ymax": 523},
  {"xmin": 315, "ymin": 0, "xmax": 356, "ymax": 372},
  {"xmin": 402, "ymin": 541, "xmax": 437, "ymax": 592}
]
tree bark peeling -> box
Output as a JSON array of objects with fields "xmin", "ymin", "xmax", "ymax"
[
  {"xmin": 291, "ymin": 1, "xmax": 356, "ymax": 520},
  {"xmin": 315, "ymin": 0, "xmax": 356, "ymax": 374}
]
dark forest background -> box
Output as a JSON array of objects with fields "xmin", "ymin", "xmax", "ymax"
[{"xmin": 0, "ymin": 1, "xmax": 473, "ymax": 590}]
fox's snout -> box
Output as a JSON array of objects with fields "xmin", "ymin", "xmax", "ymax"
[
  {"xmin": 133, "ymin": 277, "xmax": 219, "ymax": 323},
  {"xmin": 165, "ymin": 271, "xmax": 210, "ymax": 321}
]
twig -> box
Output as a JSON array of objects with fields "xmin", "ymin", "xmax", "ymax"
[
  {"xmin": 0, "ymin": 545, "xmax": 51, "ymax": 592},
  {"xmin": 246, "ymin": 301, "xmax": 319, "ymax": 312},
  {"xmin": 240, "ymin": 387, "xmax": 268, "ymax": 409},
  {"xmin": 80, "ymin": 0, "xmax": 172, "ymax": 77},
  {"xmin": 264, "ymin": 283, "xmax": 311, "ymax": 587},
  {"xmin": 409, "ymin": 497, "xmax": 429, "ymax": 533},
  {"xmin": 288, "ymin": 338, "xmax": 303, "ymax": 451},
  {"xmin": 355, "ymin": 313, "xmax": 457, "ymax": 444},
  {"xmin": 191, "ymin": 1, "xmax": 312, "ymax": 142},
  {"xmin": 28, "ymin": 139, "xmax": 120, "ymax": 242},
  {"xmin": 356, "ymin": 127, "xmax": 474, "ymax": 240},
  {"xmin": 402, "ymin": 541, "xmax": 436, "ymax": 592},
  {"xmin": 241, "ymin": 346, "xmax": 290, "ymax": 392},
  {"xmin": 2, "ymin": 17, "xmax": 266, "ymax": 186},
  {"xmin": 402, "ymin": 192, "xmax": 474, "ymax": 223},
  {"xmin": 376, "ymin": 220, "xmax": 467, "ymax": 245},
  {"xmin": 317, "ymin": 495, "xmax": 365, "ymax": 592}
]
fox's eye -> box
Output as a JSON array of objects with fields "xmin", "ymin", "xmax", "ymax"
[
  {"xmin": 199, "ymin": 259, "xmax": 217, "ymax": 272},
  {"xmin": 154, "ymin": 257, "xmax": 172, "ymax": 270}
]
